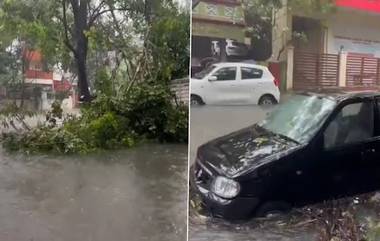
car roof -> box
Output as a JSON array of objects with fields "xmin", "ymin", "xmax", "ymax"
[
  {"xmin": 212, "ymin": 62, "xmax": 267, "ymax": 70},
  {"xmin": 295, "ymin": 89, "xmax": 380, "ymax": 102}
]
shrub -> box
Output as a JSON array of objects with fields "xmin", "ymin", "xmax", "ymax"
[
  {"xmin": 0, "ymin": 82, "xmax": 188, "ymax": 154},
  {"xmin": 117, "ymin": 83, "xmax": 188, "ymax": 142}
]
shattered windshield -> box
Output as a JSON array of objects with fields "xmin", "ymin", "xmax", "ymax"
[
  {"xmin": 258, "ymin": 95, "xmax": 337, "ymax": 144},
  {"xmin": 193, "ymin": 65, "xmax": 216, "ymax": 79}
]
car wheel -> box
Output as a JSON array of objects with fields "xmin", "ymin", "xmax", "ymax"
[
  {"xmin": 255, "ymin": 201, "xmax": 291, "ymax": 218},
  {"xmin": 191, "ymin": 95, "xmax": 204, "ymax": 106},
  {"xmin": 259, "ymin": 95, "xmax": 277, "ymax": 106}
]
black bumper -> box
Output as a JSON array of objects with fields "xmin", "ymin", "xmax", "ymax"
[{"xmin": 190, "ymin": 165, "xmax": 260, "ymax": 220}]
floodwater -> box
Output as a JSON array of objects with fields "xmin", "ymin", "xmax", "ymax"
[
  {"xmin": 189, "ymin": 191, "xmax": 380, "ymax": 241},
  {"xmin": 0, "ymin": 144, "xmax": 187, "ymax": 241},
  {"xmin": 189, "ymin": 212, "xmax": 318, "ymax": 241}
]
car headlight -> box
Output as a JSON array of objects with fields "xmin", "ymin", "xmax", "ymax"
[{"xmin": 211, "ymin": 176, "xmax": 240, "ymax": 199}]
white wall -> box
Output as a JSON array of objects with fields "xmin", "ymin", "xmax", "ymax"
[
  {"xmin": 25, "ymin": 78, "xmax": 53, "ymax": 85},
  {"xmin": 326, "ymin": 9, "xmax": 380, "ymax": 56}
]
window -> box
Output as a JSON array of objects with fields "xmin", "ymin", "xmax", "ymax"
[
  {"xmin": 29, "ymin": 62, "xmax": 42, "ymax": 71},
  {"xmin": 241, "ymin": 67, "xmax": 263, "ymax": 79},
  {"xmin": 224, "ymin": 6, "xmax": 234, "ymax": 18},
  {"xmin": 193, "ymin": 65, "xmax": 216, "ymax": 79},
  {"xmin": 324, "ymin": 102, "xmax": 374, "ymax": 149},
  {"xmin": 206, "ymin": 4, "xmax": 217, "ymax": 16},
  {"xmin": 213, "ymin": 67, "xmax": 236, "ymax": 81}
]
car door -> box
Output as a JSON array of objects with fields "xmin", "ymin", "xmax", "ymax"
[
  {"xmin": 364, "ymin": 98, "xmax": 380, "ymax": 190},
  {"xmin": 203, "ymin": 66, "xmax": 242, "ymax": 104},
  {"xmin": 239, "ymin": 66, "xmax": 265, "ymax": 104},
  {"xmin": 318, "ymin": 99, "xmax": 377, "ymax": 198}
]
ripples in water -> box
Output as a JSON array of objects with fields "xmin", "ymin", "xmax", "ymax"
[{"xmin": 0, "ymin": 144, "xmax": 188, "ymax": 241}]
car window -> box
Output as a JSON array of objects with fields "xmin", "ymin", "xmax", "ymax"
[
  {"xmin": 241, "ymin": 67, "xmax": 263, "ymax": 79},
  {"xmin": 193, "ymin": 65, "xmax": 216, "ymax": 79},
  {"xmin": 212, "ymin": 67, "xmax": 236, "ymax": 81},
  {"xmin": 324, "ymin": 102, "xmax": 374, "ymax": 149}
]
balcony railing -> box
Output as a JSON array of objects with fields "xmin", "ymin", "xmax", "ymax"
[{"xmin": 25, "ymin": 70, "xmax": 53, "ymax": 80}]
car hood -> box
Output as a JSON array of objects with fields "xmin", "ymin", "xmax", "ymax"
[{"xmin": 197, "ymin": 125, "xmax": 302, "ymax": 178}]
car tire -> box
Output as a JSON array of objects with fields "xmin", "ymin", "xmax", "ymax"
[
  {"xmin": 255, "ymin": 201, "xmax": 291, "ymax": 218},
  {"xmin": 258, "ymin": 95, "xmax": 277, "ymax": 106},
  {"xmin": 191, "ymin": 95, "xmax": 204, "ymax": 106}
]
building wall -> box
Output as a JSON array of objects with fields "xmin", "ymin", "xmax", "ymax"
[
  {"xmin": 192, "ymin": 1, "xmax": 244, "ymax": 25},
  {"xmin": 192, "ymin": 0, "xmax": 246, "ymax": 43},
  {"xmin": 192, "ymin": 21, "xmax": 246, "ymax": 42},
  {"xmin": 326, "ymin": 9, "xmax": 380, "ymax": 57},
  {"xmin": 24, "ymin": 77, "xmax": 53, "ymax": 85},
  {"xmin": 272, "ymin": 4, "xmax": 380, "ymax": 59}
]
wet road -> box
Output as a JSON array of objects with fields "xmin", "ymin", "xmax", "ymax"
[
  {"xmin": 189, "ymin": 105, "xmax": 269, "ymax": 163},
  {"xmin": 189, "ymin": 210, "xmax": 319, "ymax": 241},
  {"xmin": 0, "ymin": 144, "xmax": 187, "ymax": 241},
  {"xmin": 189, "ymin": 105, "xmax": 380, "ymax": 241}
]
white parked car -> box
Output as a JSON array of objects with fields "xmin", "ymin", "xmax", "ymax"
[{"xmin": 191, "ymin": 62, "xmax": 280, "ymax": 105}]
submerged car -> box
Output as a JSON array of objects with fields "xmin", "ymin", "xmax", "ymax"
[
  {"xmin": 190, "ymin": 91, "xmax": 380, "ymax": 219},
  {"xmin": 191, "ymin": 62, "xmax": 280, "ymax": 106}
]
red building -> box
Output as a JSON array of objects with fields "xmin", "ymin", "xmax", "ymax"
[
  {"xmin": 23, "ymin": 50, "xmax": 77, "ymax": 108},
  {"xmin": 24, "ymin": 50, "xmax": 71, "ymax": 91}
]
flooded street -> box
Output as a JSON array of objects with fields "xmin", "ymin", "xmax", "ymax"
[
  {"xmin": 0, "ymin": 144, "xmax": 187, "ymax": 241},
  {"xmin": 189, "ymin": 208, "xmax": 319, "ymax": 241},
  {"xmin": 189, "ymin": 192, "xmax": 380, "ymax": 241},
  {"xmin": 189, "ymin": 105, "xmax": 380, "ymax": 241},
  {"xmin": 189, "ymin": 105, "xmax": 269, "ymax": 163},
  {"xmin": 189, "ymin": 196, "xmax": 380, "ymax": 241}
]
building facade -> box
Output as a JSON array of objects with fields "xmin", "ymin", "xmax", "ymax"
[
  {"xmin": 19, "ymin": 50, "xmax": 77, "ymax": 110},
  {"xmin": 273, "ymin": 0, "xmax": 380, "ymax": 91},
  {"xmin": 192, "ymin": 0, "xmax": 250, "ymax": 74}
]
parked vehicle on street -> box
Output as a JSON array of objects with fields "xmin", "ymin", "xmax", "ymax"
[
  {"xmin": 191, "ymin": 62, "xmax": 280, "ymax": 106},
  {"xmin": 225, "ymin": 39, "xmax": 248, "ymax": 57},
  {"xmin": 190, "ymin": 91, "xmax": 380, "ymax": 219}
]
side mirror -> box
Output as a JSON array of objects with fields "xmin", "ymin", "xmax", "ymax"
[{"xmin": 208, "ymin": 76, "xmax": 217, "ymax": 82}]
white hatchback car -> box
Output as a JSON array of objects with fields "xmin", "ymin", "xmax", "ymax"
[{"xmin": 191, "ymin": 62, "xmax": 280, "ymax": 105}]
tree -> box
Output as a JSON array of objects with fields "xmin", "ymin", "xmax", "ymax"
[
  {"xmin": 242, "ymin": 0, "xmax": 281, "ymax": 60},
  {"xmin": 0, "ymin": 0, "xmax": 134, "ymax": 102},
  {"xmin": 60, "ymin": 0, "xmax": 135, "ymax": 102},
  {"xmin": 0, "ymin": 0, "xmax": 189, "ymax": 103},
  {"xmin": 148, "ymin": 2, "xmax": 190, "ymax": 81},
  {"xmin": 242, "ymin": 0, "xmax": 335, "ymax": 60}
]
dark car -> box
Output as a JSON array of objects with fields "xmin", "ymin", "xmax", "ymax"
[{"xmin": 190, "ymin": 91, "xmax": 380, "ymax": 220}]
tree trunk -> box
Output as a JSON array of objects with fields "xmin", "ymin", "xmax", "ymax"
[
  {"xmin": 144, "ymin": 0, "xmax": 152, "ymax": 50},
  {"xmin": 75, "ymin": 48, "xmax": 91, "ymax": 102},
  {"xmin": 144, "ymin": 0, "xmax": 152, "ymax": 24},
  {"xmin": 71, "ymin": 0, "xmax": 91, "ymax": 102}
]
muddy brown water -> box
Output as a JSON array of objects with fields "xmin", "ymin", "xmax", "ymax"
[
  {"xmin": 189, "ymin": 193, "xmax": 380, "ymax": 241},
  {"xmin": 188, "ymin": 191, "xmax": 320, "ymax": 241},
  {"xmin": 0, "ymin": 144, "xmax": 187, "ymax": 241}
]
